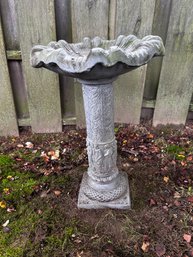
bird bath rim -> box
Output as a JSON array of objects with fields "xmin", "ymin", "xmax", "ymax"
[{"xmin": 30, "ymin": 35, "xmax": 165, "ymax": 80}]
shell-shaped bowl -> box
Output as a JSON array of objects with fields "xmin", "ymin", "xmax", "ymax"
[{"xmin": 31, "ymin": 35, "xmax": 165, "ymax": 80}]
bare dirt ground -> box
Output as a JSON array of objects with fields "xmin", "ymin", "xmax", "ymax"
[{"xmin": 0, "ymin": 124, "xmax": 193, "ymax": 257}]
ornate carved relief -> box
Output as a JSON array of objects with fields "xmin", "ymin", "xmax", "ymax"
[{"xmin": 87, "ymin": 138, "xmax": 118, "ymax": 182}]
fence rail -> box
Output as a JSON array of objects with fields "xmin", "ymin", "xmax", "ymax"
[{"xmin": 0, "ymin": 0, "xmax": 193, "ymax": 136}]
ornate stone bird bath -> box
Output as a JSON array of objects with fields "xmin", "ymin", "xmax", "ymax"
[{"xmin": 31, "ymin": 35, "xmax": 165, "ymax": 209}]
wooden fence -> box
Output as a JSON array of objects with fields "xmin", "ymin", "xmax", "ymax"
[{"xmin": 0, "ymin": 0, "xmax": 193, "ymax": 136}]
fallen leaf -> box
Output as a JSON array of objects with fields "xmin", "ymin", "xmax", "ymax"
[
  {"xmin": 155, "ymin": 243, "xmax": 166, "ymax": 257},
  {"xmin": 15, "ymin": 158, "xmax": 22, "ymax": 161},
  {"xmin": 187, "ymin": 156, "xmax": 193, "ymax": 161},
  {"xmin": 181, "ymin": 161, "xmax": 187, "ymax": 166},
  {"xmin": 163, "ymin": 176, "xmax": 169, "ymax": 183},
  {"xmin": 74, "ymin": 239, "xmax": 82, "ymax": 244},
  {"xmin": 3, "ymin": 188, "xmax": 11, "ymax": 195},
  {"xmin": 177, "ymin": 154, "xmax": 185, "ymax": 159},
  {"xmin": 7, "ymin": 207, "xmax": 16, "ymax": 213},
  {"xmin": 90, "ymin": 234, "xmax": 99, "ymax": 240},
  {"xmin": 0, "ymin": 201, "xmax": 6, "ymax": 208},
  {"xmin": 147, "ymin": 133, "xmax": 154, "ymax": 139},
  {"xmin": 41, "ymin": 151, "xmax": 49, "ymax": 163},
  {"xmin": 25, "ymin": 141, "xmax": 34, "ymax": 149},
  {"xmin": 174, "ymin": 192, "xmax": 181, "ymax": 199},
  {"xmin": 149, "ymin": 198, "xmax": 157, "ymax": 206},
  {"xmin": 40, "ymin": 191, "xmax": 48, "ymax": 198},
  {"xmin": 187, "ymin": 196, "xmax": 193, "ymax": 203},
  {"xmin": 174, "ymin": 200, "xmax": 181, "ymax": 207},
  {"xmin": 17, "ymin": 144, "xmax": 24, "ymax": 148},
  {"xmin": 54, "ymin": 190, "xmax": 61, "ymax": 196},
  {"xmin": 48, "ymin": 150, "xmax": 60, "ymax": 160},
  {"xmin": 122, "ymin": 140, "xmax": 127, "ymax": 145},
  {"xmin": 37, "ymin": 209, "xmax": 43, "ymax": 215},
  {"xmin": 2, "ymin": 220, "xmax": 9, "ymax": 227},
  {"xmin": 48, "ymin": 150, "xmax": 55, "ymax": 156},
  {"xmin": 7, "ymin": 175, "xmax": 14, "ymax": 181},
  {"xmin": 183, "ymin": 234, "xmax": 191, "ymax": 243},
  {"xmin": 141, "ymin": 241, "xmax": 150, "ymax": 253},
  {"xmin": 62, "ymin": 148, "xmax": 67, "ymax": 154},
  {"xmin": 122, "ymin": 163, "xmax": 131, "ymax": 170}
]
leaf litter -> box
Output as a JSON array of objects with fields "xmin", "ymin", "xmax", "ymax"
[{"xmin": 0, "ymin": 124, "xmax": 193, "ymax": 256}]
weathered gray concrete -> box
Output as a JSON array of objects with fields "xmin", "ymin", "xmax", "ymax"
[
  {"xmin": 31, "ymin": 34, "xmax": 165, "ymax": 209},
  {"xmin": 77, "ymin": 78, "xmax": 131, "ymax": 209}
]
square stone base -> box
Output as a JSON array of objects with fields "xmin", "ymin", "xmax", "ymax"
[{"xmin": 78, "ymin": 172, "xmax": 131, "ymax": 209}]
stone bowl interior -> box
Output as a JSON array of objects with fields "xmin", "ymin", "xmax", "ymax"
[{"xmin": 31, "ymin": 35, "xmax": 165, "ymax": 81}]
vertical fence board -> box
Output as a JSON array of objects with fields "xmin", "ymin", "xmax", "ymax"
[
  {"xmin": 0, "ymin": 0, "xmax": 20, "ymax": 50},
  {"xmin": 153, "ymin": 0, "xmax": 193, "ymax": 126},
  {"xmin": 17, "ymin": 0, "xmax": 62, "ymax": 133},
  {"xmin": 55, "ymin": 0, "xmax": 75, "ymax": 119},
  {"xmin": 144, "ymin": 0, "xmax": 172, "ymax": 100},
  {"xmin": 0, "ymin": 0, "xmax": 29, "ymax": 120},
  {"xmin": 0, "ymin": 17, "xmax": 18, "ymax": 136},
  {"xmin": 71, "ymin": 0, "xmax": 109, "ymax": 127},
  {"xmin": 112, "ymin": 0, "xmax": 156, "ymax": 124}
]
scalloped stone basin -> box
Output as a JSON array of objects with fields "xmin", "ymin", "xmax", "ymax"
[{"xmin": 31, "ymin": 35, "xmax": 165, "ymax": 209}]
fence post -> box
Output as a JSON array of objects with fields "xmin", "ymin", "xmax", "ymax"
[{"xmin": 0, "ymin": 16, "xmax": 19, "ymax": 136}]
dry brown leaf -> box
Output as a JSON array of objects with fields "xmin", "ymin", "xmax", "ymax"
[
  {"xmin": 163, "ymin": 176, "xmax": 169, "ymax": 183},
  {"xmin": 187, "ymin": 156, "xmax": 193, "ymax": 161},
  {"xmin": 25, "ymin": 141, "xmax": 34, "ymax": 149},
  {"xmin": 17, "ymin": 144, "xmax": 24, "ymax": 148},
  {"xmin": 187, "ymin": 196, "xmax": 193, "ymax": 203},
  {"xmin": 174, "ymin": 192, "xmax": 181, "ymax": 199},
  {"xmin": 2, "ymin": 220, "xmax": 9, "ymax": 227},
  {"xmin": 183, "ymin": 234, "xmax": 191, "ymax": 243},
  {"xmin": 141, "ymin": 241, "xmax": 150, "ymax": 252},
  {"xmin": 147, "ymin": 133, "xmax": 154, "ymax": 139},
  {"xmin": 54, "ymin": 190, "xmax": 61, "ymax": 196},
  {"xmin": 149, "ymin": 198, "xmax": 157, "ymax": 206}
]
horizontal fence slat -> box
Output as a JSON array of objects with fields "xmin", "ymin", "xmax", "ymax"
[
  {"xmin": 113, "ymin": 0, "xmax": 156, "ymax": 124},
  {"xmin": 17, "ymin": 0, "xmax": 62, "ymax": 133},
  {"xmin": 0, "ymin": 17, "xmax": 18, "ymax": 136},
  {"xmin": 153, "ymin": 0, "xmax": 193, "ymax": 126},
  {"xmin": 18, "ymin": 117, "xmax": 76, "ymax": 127},
  {"xmin": 6, "ymin": 50, "xmax": 21, "ymax": 60}
]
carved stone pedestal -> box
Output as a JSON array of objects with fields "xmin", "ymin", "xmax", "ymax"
[
  {"xmin": 78, "ymin": 78, "xmax": 131, "ymax": 209},
  {"xmin": 31, "ymin": 34, "xmax": 165, "ymax": 209}
]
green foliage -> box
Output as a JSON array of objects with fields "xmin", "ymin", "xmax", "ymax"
[
  {"xmin": 0, "ymin": 155, "xmax": 14, "ymax": 177},
  {"xmin": 0, "ymin": 171, "xmax": 37, "ymax": 203},
  {"xmin": 0, "ymin": 208, "xmax": 39, "ymax": 257},
  {"xmin": 0, "ymin": 247, "xmax": 24, "ymax": 257},
  {"xmin": 166, "ymin": 144, "xmax": 183, "ymax": 154},
  {"xmin": 0, "ymin": 155, "xmax": 13, "ymax": 168},
  {"xmin": 166, "ymin": 144, "xmax": 186, "ymax": 160}
]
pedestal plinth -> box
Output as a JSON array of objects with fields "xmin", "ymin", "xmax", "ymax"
[{"xmin": 77, "ymin": 78, "xmax": 131, "ymax": 209}]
